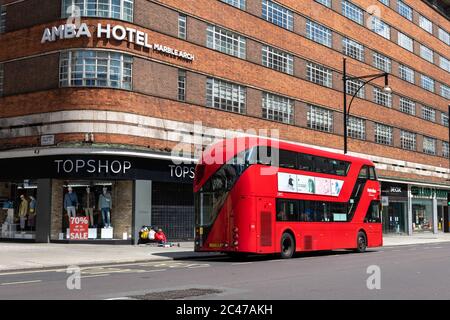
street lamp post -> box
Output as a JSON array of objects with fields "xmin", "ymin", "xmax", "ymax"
[{"xmin": 342, "ymin": 58, "xmax": 391, "ymax": 154}]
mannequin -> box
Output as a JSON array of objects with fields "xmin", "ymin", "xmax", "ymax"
[
  {"xmin": 28, "ymin": 196, "xmax": 37, "ymax": 231},
  {"xmin": 18, "ymin": 194, "xmax": 28, "ymax": 231},
  {"xmin": 64, "ymin": 186, "xmax": 78, "ymax": 224},
  {"xmin": 98, "ymin": 187, "xmax": 112, "ymax": 228},
  {"xmin": 82, "ymin": 187, "xmax": 95, "ymax": 227}
]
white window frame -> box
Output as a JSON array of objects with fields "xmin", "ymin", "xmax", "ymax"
[
  {"xmin": 307, "ymin": 63, "xmax": 333, "ymax": 88},
  {"xmin": 315, "ymin": 0, "xmax": 331, "ymax": 7},
  {"xmin": 59, "ymin": 50, "xmax": 133, "ymax": 90},
  {"xmin": 262, "ymin": 0, "xmax": 293, "ymax": 31},
  {"xmin": 178, "ymin": 69, "xmax": 186, "ymax": 102},
  {"xmin": 0, "ymin": 5, "xmax": 6, "ymax": 34},
  {"xmin": 399, "ymin": 64, "xmax": 414, "ymax": 84},
  {"xmin": 61, "ymin": 0, "xmax": 134, "ymax": 22},
  {"xmin": 346, "ymin": 79, "xmax": 365, "ymax": 98},
  {"xmin": 206, "ymin": 25, "xmax": 246, "ymax": 59},
  {"xmin": 398, "ymin": 32, "xmax": 413, "ymax": 52},
  {"xmin": 441, "ymin": 85, "xmax": 450, "ymax": 99},
  {"xmin": 178, "ymin": 14, "xmax": 187, "ymax": 40},
  {"xmin": 343, "ymin": 38, "xmax": 364, "ymax": 62},
  {"xmin": 262, "ymin": 92, "xmax": 294, "ymax": 124},
  {"xmin": 438, "ymin": 28, "xmax": 450, "ymax": 45},
  {"xmin": 397, "ymin": 1, "xmax": 412, "ymax": 21},
  {"xmin": 421, "ymin": 106, "xmax": 436, "ymax": 122},
  {"xmin": 439, "ymin": 56, "xmax": 450, "ymax": 72},
  {"xmin": 399, "ymin": 97, "xmax": 415, "ymax": 115},
  {"xmin": 220, "ymin": 0, "xmax": 246, "ymax": 10},
  {"xmin": 419, "ymin": 15, "xmax": 433, "ymax": 34},
  {"xmin": 400, "ymin": 130, "xmax": 416, "ymax": 151},
  {"xmin": 369, "ymin": 16, "xmax": 390, "ymax": 40},
  {"xmin": 375, "ymin": 123, "xmax": 393, "ymax": 145},
  {"xmin": 206, "ymin": 77, "xmax": 246, "ymax": 114},
  {"xmin": 0, "ymin": 63, "xmax": 4, "ymax": 97},
  {"xmin": 306, "ymin": 20, "xmax": 332, "ymax": 48},
  {"xmin": 441, "ymin": 113, "xmax": 448, "ymax": 127},
  {"xmin": 347, "ymin": 116, "xmax": 366, "ymax": 140},
  {"xmin": 373, "ymin": 52, "xmax": 391, "ymax": 73},
  {"xmin": 420, "ymin": 45, "xmax": 434, "ymax": 63},
  {"xmin": 262, "ymin": 45, "xmax": 293, "ymax": 75},
  {"xmin": 307, "ymin": 105, "xmax": 333, "ymax": 133},
  {"xmin": 373, "ymin": 87, "xmax": 392, "ymax": 107},
  {"xmin": 443, "ymin": 141, "xmax": 449, "ymax": 158},
  {"xmin": 420, "ymin": 74, "xmax": 435, "ymax": 93},
  {"xmin": 423, "ymin": 137, "xmax": 436, "ymax": 155},
  {"xmin": 342, "ymin": 1, "xmax": 363, "ymax": 25}
]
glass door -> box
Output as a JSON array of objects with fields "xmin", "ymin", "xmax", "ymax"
[{"xmin": 382, "ymin": 201, "xmax": 407, "ymax": 234}]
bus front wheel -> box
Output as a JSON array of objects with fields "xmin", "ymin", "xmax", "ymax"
[
  {"xmin": 280, "ymin": 233, "xmax": 295, "ymax": 259},
  {"xmin": 355, "ymin": 231, "xmax": 367, "ymax": 253}
]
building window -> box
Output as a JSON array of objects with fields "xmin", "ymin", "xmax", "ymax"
[
  {"xmin": 306, "ymin": 20, "xmax": 332, "ymax": 48},
  {"xmin": 438, "ymin": 28, "xmax": 450, "ymax": 45},
  {"xmin": 375, "ymin": 123, "xmax": 393, "ymax": 145},
  {"xmin": 346, "ymin": 79, "xmax": 365, "ymax": 98},
  {"xmin": 421, "ymin": 106, "xmax": 436, "ymax": 122},
  {"xmin": 373, "ymin": 52, "xmax": 391, "ymax": 72},
  {"xmin": 399, "ymin": 97, "xmax": 415, "ymax": 115},
  {"xmin": 206, "ymin": 25, "xmax": 246, "ymax": 59},
  {"xmin": 379, "ymin": 0, "xmax": 389, "ymax": 5},
  {"xmin": 178, "ymin": 70, "xmax": 186, "ymax": 102},
  {"xmin": 347, "ymin": 116, "xmax": 366, "ymax": 140},
  {"xmin": 400, "ymin": 130, "xmax": 416, "ymax": 151},
  {"xmin": 373, "ymin": 87, "xmax": 392, "ymax": 107},
  {"xmin": 342, "ymin": 38, "xmax": 364, "ymax": 62},
  {"xmin": 441, "ymin": 85, "xmax": 450, "ymax": 99},
  {"xmin": 307, "ymin": 105, "xmax": 333, "ymax": 133},
  {"xmin": 262, "ymin": 92, "xmax": 294, "ymax": 124},
  {"xmin": 0, "ymin": 63, "xmax": 3, "ymax": 97},
  {"xmin": 262, "ymin": 45, "xmax": 293, "ymax": 75},
  {"xmin": 178, "ymin": 14, "xmax": 187, "ymax": 40},
  {"xmin": 442, "ymin": 113, "xmax": 448, "ymax": 127},
  {"xmin": 419, "ymin": 16, "xmax": 433, "ymax": 33},
  {"xmin": 420, "ymin": 75, "xmax": 435, "ymax": 92},
  {"xmin": 0, "ymin": 5, "xmax": 6, "ymax": 33},
  {"xmin": 423, "ymin": 137, "xmax": 436, "ymax": 155},
  {"xmin": 342, "ymin": 1, "xmax": 363, "ymax": 25},
  {"xmin": 398, "ymin": 32, "xmax": 413, "ymax": 52},
  {"xmin": 220, "ymin": 0, "xmax": 246, "ymax": 9},
  {"xmin": 262, "ymin": 0, "xmax": 293, "ymax": 31},
  {"xmin": 420, "ymin": 45, "xmax": 434, "ymax": 63},
  {"xmin": 443, "ymin": 141, "xmax": 449, "ymax": 158},
  {"xmin": 399, "ymin": 64, "xmax": 414, "ymax": 84},
  {"xmin": 315, "ymin": 0, "xmax": 331, "ymax": 7},
  {"xmin": 59, "ymin": 50, "xmax": 133, "ymax": 90},
  {"xmin": 439, "ymin": 56, "xmax": 450, "ymax": 72},
  {"xmin": 206, "ymin": 77, "xmax": 246, "ymax": 114},
  {"xmin": 61, "ymin": 0, "xmax": 134, "ymax": 22},
  {"xmin": 369, "ymin": 16, "xmax": 390, "ymax": 40},
  {"xmin": 306, "ymin": 63, "xmax": 333, "ymax": 88},
  {"xmin": 397, "ymin": 1, "xmax": 412, "ymax": 21}
]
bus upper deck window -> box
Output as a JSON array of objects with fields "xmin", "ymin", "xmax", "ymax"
[
  {"xmin": 358, "ymin": 166, "xmax": 368, "ymax": 179},
  {"xmin": 369, "ymin": 167, "xmax": 377, "ymax": 180}
]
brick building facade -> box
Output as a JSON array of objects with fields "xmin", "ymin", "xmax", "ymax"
[{"xmin": 0, "ymin": 0, "xmax": 449, "ymax": 243}]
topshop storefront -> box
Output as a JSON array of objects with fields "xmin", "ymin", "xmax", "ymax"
[{"xmin": 0, "ymin": 151, "xmax": 196, "ymax": 244}]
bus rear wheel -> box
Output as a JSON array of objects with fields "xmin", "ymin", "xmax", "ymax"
[
  {"xmin": 280, "ymin": 233, "xmax": 295, "ymax": 259},
  {"xmin": 355, "ymin": 231, "xmax": 367, "ymax": 253}
]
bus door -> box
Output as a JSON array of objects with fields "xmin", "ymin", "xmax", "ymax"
[{"xmin": 257, "ymin": 197, "xmax": 275, "ymax": 253}]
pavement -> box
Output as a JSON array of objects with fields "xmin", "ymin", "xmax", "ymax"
[{"xmin": 1, "ymin": 233, "xmax": 450, "ymax": 272}]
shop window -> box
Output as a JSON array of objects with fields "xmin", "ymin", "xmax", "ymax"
[
  {"xmin": 0, "ymin": 180, "xmax": 38, "ymax": 240},
  {"xmin": 59, "ymin": 181, "xmax": 132, "ymax": 240}
]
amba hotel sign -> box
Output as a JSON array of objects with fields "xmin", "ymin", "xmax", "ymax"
[{"xmin": 41, "ymin": 22, "xmax": 195, "ymax": 62}]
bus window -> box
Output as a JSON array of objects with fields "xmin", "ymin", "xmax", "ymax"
[
  {"xmin": 358, "ymin": 166, "xmax": 369, "ymax": 179},
  {"xmin": 369, "ymin": 167, "xmax": 377, "ymax": 180},
  {"xmin": 298, "ymin": 154, "xmax": 314, "ymax": 172},
  {"xmin": 365, "ymin": 201, "xmax": 381, "ymax": 223},
  {"xmin": 276, "ymin": 199, "xmax": 298, "ymax": 221},
  {"xmin": 279, "ymin": 149, "xmax": 297, "ymax": 169}
]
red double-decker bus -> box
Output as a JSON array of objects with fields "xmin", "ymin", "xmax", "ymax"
[{"xmin": 194, "ymin": 137, "xmax": 382, "ymax": 258}]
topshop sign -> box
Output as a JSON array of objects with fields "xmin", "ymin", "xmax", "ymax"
[{"xmin": 41, "ymin": 23, "xmax": 195, "ymax": 62}]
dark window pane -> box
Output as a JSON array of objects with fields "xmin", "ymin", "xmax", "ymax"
[{"xmin": 279, "ymin": 149, "xmax": 297, "ymax": 169}]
